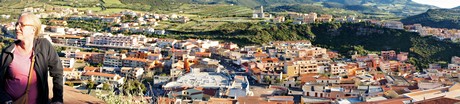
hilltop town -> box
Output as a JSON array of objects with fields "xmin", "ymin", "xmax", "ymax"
[{"xmin": 1, "ymin": 4, "xmax": 460, "ymax": 104}]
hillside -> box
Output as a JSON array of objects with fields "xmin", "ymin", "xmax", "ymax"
[
  {"xmin": 162, "ymin": 22, "xmax": 460, "ymax": 69},
  {"xmin": 401, "ymin": 9, "xmax": 460, "ymax": 29},
  {"xmin": 266, "ymin": 4, "xmax": 364, "ymax": 16},
  {"xmin": 0, "ymin": 0, "xmax": 437, "ymax": 17}
]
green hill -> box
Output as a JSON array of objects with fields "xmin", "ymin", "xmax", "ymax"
[
  {"xmin": 265, "ymin": 4, "xmax": 365, "ymax": 17},
  {"xmin": 401, "ymin": 9, "xmax": 460, "ymax": 29}
]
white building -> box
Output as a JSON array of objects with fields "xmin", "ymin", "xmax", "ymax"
[
  {"xmin": 120, "ymin": 67, "xmax": 145, "ymax": 79},
  {"xmin": 156, "ymin": 38, "xmax": 177, "ymax": 48},
  {"xmin": 103, "ymin": 50, "xmax": 126, "ymax": 67},
  {"xmin": 163, "ymin": 72, "xmax": 231, "ymax": 89},
  {"xmin": 60, "ymin": 58, "xmax": 75, "ymax": 68},
  {"xmin": 122, "ymin": 57, "xmax": 152, "ymax": 68},
  {"xmin": 87, "ymin": 33, "xmax": 147, "ymax": 47},
  {"xmin": 63, "ymin": 68, "xmax": 81, "ymax": 80},
  {"xmin": 383, "ymin": 21, "xmax": 404, "ymax": 30},
  {"xmin": 81, "ymin": 72, "xmax": 124, "ymax": 84},
  {"xmin": 50, "ymin": 26, "xmax": 65, "ymax": 34},
  {"xmin": 200, "ymin": 40, "xmax": 220, "ymax": 49}
]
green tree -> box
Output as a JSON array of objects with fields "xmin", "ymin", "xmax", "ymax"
[
  {"xmin": 102, "ymin": 82, "xmax": 111, "ymax": 91},
  {"xmin": 264, "ymin": 76, "xmax": 272, "ymax": 84},
  {"xmin": 123, "ymin": 80, "xmax": 147, "ymax": 95},
  {"xmin": 65, "ymin": 82, "xmax": 74, "ymax": 87},
  {"xmin": 87, "ymin": 80, "xmax": 95, "ymax": 94}
]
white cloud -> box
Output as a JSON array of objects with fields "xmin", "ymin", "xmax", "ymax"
[{"xmin": 412, "ymin": 0, "xmax": 460, "ymax": 8}]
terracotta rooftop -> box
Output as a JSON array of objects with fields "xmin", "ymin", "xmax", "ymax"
[
  {"xmin": 237, "ymin": 96, "xmax": 265, "ymax": 104},
  {"xmin": 413, "ymin": 97, "xmax": 460, "ymax": 104},
  {"xmin": 253, "ymin": 52, "xmax": 269, "ymax": 57},
  {"xmin": 195, "ymin": 52, "xmax": 211, "ymax": 56},
  {"xmin": 157, "ymin": 97, "xmax": 175, "ymax": 104},
  {"xmin": 123, "ymin": 57, "xmax": 150, "ymax": 63},
  {"xmin": 84, "ymin": 66, "xmax": 99, "ymax": 72},
  {"xmin": 262, "ymin": 58, "xmax": 279, "ymax": 63},
  {"xmin": 251, "ymin": 67, "xmax": 261, "ymax": 74},
  {"xmin": 208, "ymin": 98, "xmax": 236, "ymax": 104},
  {"xmin": 63, "ymin": 68, "xmax": 74, "ymax": 72},
  {"xmin": 148, "ymin": 54, "xmax": 160, "ymax": 56},
  {"xmin": 356, "ymin": 97, "xmax": 412, "ymax": 104},
  {"xmin": 300, "ymin": 73, "xmax": 319, "ymax": 84},
  {"xmin": 50, "ymin": 35, "xmax": 84, "ymax": 39}
]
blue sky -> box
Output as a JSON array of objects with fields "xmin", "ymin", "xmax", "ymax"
[{"xmin": 412, "ymin": 0, "xmax": 460, "ymax": 8}]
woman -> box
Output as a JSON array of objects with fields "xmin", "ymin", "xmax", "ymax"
[{"xmin": 0, "ymin": 13, "xmax": 63, "ymax": 104}]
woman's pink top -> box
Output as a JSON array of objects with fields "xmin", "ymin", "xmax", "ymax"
[{"xmin": 5, "ymin": 48, "xmax": 38, "ymax": 104}]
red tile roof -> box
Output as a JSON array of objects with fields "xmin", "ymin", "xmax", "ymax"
[
  {"xmin": 50, "ymin": 35, "xmax": 84, "ymax": 39},
  {"xmin": 254, "ymin": 52, "xmax": 269, "ymax": 57},
  {"xmin": 262, "ymin": 58, "xmax": 279, "ymax": 63},
  {"xmin": 251, "ymin": 67, "xmax": 261, "ymax": 74},
  {"xmin": 123, "ymin": 57, "xmax": 150, "ymax": 63},
  {"xmin": 413, "ymin": 97, "xmax": 460, "ymax": 104},
  {"xmin": 356, "ymin": 97, "xmax": 412, "ymax": 104},
  {"xmin": 64, "ymin": 68, "xmax": 74, "ymax": 71},
  {"xmin": 84, "ymin": 66, "xmax": 99, "ymax": 72},
  {"xmin": 300, "ymin": 73, "xmax": 319, "ymax": 84},
  {"xmin": 195, "ymin": 52, "xmax": 211, "ymax": 56}
]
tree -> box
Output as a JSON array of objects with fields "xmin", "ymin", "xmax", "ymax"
[
  {"xmin": 65, "ymin": 82, "xmax": 74, "ymax": 87},
  {"xmin": 123, "ymin": 80, "xmax": 147, "ymax": 96},
  {"xmin": 275, "ymin": 78, "xmax": 283, "ymax": 84},
  {"xmin": 264, "ymin": 76, "xmax": 272, "ymax": 84},
  {"xmin": 102, "ymin": 82, "xmax": 111, "ymax": 91},
  {"xmin": 97, "ymin": 63, "xmax": 103, "ymax": 67},
  {"xmin": 160, "ymin": 73, "xmax": 167, "ymax": 76},
  {"xmin": 87, "ymin": 80, "xmax": 95, "ymax": 94},
  {"xmin": 295, "ymin": 81, "xmax": 302, "ymax": 86}
]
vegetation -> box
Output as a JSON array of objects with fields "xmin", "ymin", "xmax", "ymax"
[
  {"xmin": 96, "ymin": 80, "xmax": 148, "ymax": 103},
  {"xmin": 266, "ymin": 4, "xmax": 364, "ymax": 17},
  {"xmin": 122, "ymin": 80, "xmax": 147, "ymax": 96},
  {"xmin": 187, "ymin": 5, "xmax": 252, "ymax": 17},
  {"xmin": 65, "ymin": 81, "xmax": 74, "ymax": 87},
  {"xmin": 42, "ymin": 19, "xmax": 112, "ymax": 32},
  {"xmin": 401, "ymin": 9, "xmax": 460, "ymax": 29},
  {"xmin": 102, "ymin": 82, "xmax": 111, "ymax": 91}
]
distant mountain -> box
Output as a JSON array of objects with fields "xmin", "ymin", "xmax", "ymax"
[
  {"xmin": 401, "ymin": 9, "xmax": 460, "ymax": 29},
  {"xmin": 454, "ymin": 6, "xmax": 460, "ymax": 9},
  {"xmin": 307, "ymin": 0, "xmax": 438, "ymax": 16}
]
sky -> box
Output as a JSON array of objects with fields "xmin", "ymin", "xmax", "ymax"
[{"xmin": 412, "ymin": 0, "xmax": 460, "ymax": 8}]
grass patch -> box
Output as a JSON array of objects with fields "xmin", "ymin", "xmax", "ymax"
[
  {"xmin": 186, "ymin": 5, "xmax": 252, "ymax": 17},
  {"xmin": 103, "ymin": 0, "xmax": 123, "ymax": 5}
]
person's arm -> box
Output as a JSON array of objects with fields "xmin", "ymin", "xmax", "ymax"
[
  {"xmin": 0, "ymin": 52, "xmax": 13, "ymax": 103},
  {"xmin": 45, "ymin": 40, "xmax": 64, "ymax": 103},
  {"xmin": 0, "ymin": 88, "xmax": 13, "ymax": 104}
]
